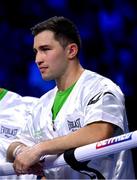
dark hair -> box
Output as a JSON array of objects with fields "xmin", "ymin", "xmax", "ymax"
[{"xmin": 31, "ymin": 16, "xmax": 81, "ymax": 55}]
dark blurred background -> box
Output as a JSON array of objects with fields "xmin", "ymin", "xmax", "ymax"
[{"xmin": 0, "ymin": 0, "xmax": 137, "ymax": 176}]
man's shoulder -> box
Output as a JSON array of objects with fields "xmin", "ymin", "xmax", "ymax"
[
  {"xmin": 0, "ymin": 89, "xmax": 22, "ymax": 103},
  {"xmin": 81, "ymin": 70, "xmax": 123, "ymax": 97}
]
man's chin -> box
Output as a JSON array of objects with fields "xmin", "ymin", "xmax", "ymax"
[{"xmin": 42, "ymin": 75, "xmax": 53, "ymax": 81}]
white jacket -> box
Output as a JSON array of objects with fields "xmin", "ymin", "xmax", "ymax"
[{"xmin": 14, "ymin": 70, "xmax": 135, "ymax": 179}]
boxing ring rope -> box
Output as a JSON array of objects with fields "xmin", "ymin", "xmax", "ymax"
[{"xmin": 0, "ymin": 130, "xmax": 137, "ymax": 176}]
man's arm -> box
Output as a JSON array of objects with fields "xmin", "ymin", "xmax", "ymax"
[
  {"xmin": 36, "ymin": 121, "xmax": 114, "ymax": 155},
  {"xmin": 7, "ymin": 121, "xmax": 114, "ymax": 173}
]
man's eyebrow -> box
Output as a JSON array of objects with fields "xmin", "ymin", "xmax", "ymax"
[{"xmin": 33, "ymin": 44, "xmax": 51, "ymax": 50}]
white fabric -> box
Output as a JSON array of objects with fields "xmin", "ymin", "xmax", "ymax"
[
  {"xmin": 15, "ymin": 70, "xmax": 135, "ymax": 179},
  {"xmin": 0, "ymin": 90, "xmax": 38, "ymax": 179}
]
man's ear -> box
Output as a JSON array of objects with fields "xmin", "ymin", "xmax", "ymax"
[{"xmin": 67, "ymin": 43, "xmax": 78, "ymax": 59}]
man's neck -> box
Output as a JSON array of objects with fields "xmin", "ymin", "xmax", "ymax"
[{"xmin": 56, "ymin": 65, "xmax": 84, "ymax": 91}]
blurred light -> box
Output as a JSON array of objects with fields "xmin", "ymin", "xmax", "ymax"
[
  {"xmin": 115, "ymin": 73, "xmax": 133, "ymax": 96},
  {"xmin": 46, "ymin": 0, "xmax": 67, "ymax": 9},
  {"xmin": 99, "ymin": 11, "xmax": 123, "ymax": 33},
  {"xmin": 28, "ymin": 62, "xmax": 55, "ymax": 92},
  {"xmin": 119, "ymin": 49, "xmax": 133, "ymax": 69}
]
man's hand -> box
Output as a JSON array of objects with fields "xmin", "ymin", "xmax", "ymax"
[
  {"xmin": 13, "ymin": 145, "xmax": 42, "ymax": 174},
  {"xmin": 13, "ymin": 161, "xmax": 45, "ymax": 176}
]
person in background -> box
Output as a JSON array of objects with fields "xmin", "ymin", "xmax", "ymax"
[
  {"xmin": 6, "ymin": 16, "xmax": 135, "ymax": 179},
  {"xmin": 0, "ymin": 88, "xmax": 45, "ymax": 179}
]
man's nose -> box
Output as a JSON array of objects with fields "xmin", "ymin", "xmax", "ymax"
[{"xmin": 35, "ymin": 52, "xmax": 43, "ymax": 65}]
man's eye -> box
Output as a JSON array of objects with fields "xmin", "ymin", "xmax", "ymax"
[
  {"xmin": 41, "ymin": 47, "xmax": 50, "ymax": 51},
  {"xmin": 43, "ymin": 48, "xmax": 50, "ymax": 51}
]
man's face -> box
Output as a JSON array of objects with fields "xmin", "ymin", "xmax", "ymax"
[{"xmin": 33, "ymin": 30, "xmax": 68, "ymax": 80}]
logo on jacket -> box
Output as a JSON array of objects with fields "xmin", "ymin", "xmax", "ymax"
[
  {"xmin": 0, "ymin": 125, "xmax": 18, "ymax": 139},
  {"xmin": 67, "ymin": 118, "xmax": 81, "ymax": 131}
]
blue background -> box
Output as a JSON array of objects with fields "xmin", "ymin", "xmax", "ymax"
[{"xmin": 0, "ymin": 0, "xmax": 137, "ymax": 175}]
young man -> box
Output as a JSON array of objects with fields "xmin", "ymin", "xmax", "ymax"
[
  {"xmin": 7, "ymin": 16, "xmax": 135, "ymax": 179},
  {"xmin": 0, "ymin": 88, "xmax": 43, "ymax": 179}
]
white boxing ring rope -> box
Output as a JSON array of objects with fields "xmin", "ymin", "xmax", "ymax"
[{"xmin": 0, "ymin": 130, "xmax": 137, "ymax": 176}]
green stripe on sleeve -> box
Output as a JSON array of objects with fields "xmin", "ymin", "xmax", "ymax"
[{"xmin": 0, "ymin": 88, "xmax": 8, "ymax": 100}]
